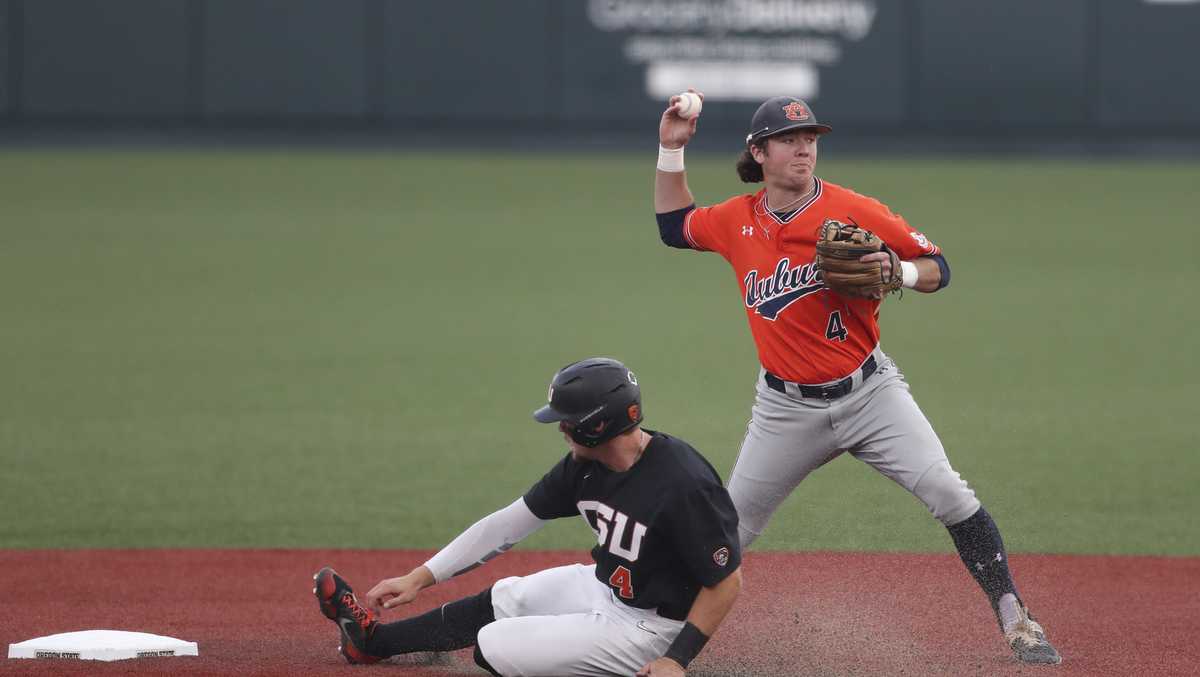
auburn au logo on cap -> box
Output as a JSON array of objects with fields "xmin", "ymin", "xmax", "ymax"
[{"xmin": 782, "ymin": 101, "xmax": 810, "ymax": 121}]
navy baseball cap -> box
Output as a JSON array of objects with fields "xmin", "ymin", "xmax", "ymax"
[{"xmin": 746, "ymin": 96, "xmax": 833, "ymax": 144}]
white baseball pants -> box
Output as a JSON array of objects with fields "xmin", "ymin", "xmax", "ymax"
[{"xmin": 476, "ymin": 563, "xmax": 685, "ymax": 677}]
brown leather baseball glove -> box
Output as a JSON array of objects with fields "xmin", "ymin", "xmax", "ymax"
[{"xmin": 814, "ymin": 219, "xmax": 902, "ymax": 298}]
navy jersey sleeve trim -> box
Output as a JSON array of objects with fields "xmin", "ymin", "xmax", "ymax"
[
  {"xmin": 922, "ymin": 253, "xmax": 950, "ymax": 290},
  {"xmin": 656, "ymin": 204, "xmax": 696, "ymax": 249}
]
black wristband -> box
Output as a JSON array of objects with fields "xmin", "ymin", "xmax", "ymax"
[{"xmin": 664, "ymin": 621, "xmax": 709, "ymax": 669}]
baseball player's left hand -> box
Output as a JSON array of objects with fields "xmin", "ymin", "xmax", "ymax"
[
  {"xmin": 364, "ymin": 566, "xmax": 435, "ymax": 612},
  {"xmin": 637, "ymin": 657, "xmax": 686, "ymax": 676},
  {"xmin": 858, "ymin": 251, "xmax": 894, "ymax": 299}
]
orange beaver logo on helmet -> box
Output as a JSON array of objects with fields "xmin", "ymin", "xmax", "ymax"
[{"xmin": 782, "ymin": 101, "xmax": 810, "ymax": 121}]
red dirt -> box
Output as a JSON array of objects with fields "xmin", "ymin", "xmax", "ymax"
[{"xmin": 1, "ymin": 549, "xmax": 1196, "ymax": 676}]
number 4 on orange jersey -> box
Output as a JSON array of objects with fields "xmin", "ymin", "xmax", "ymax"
[
  {"xmin": 825, "ymin": 310, "xmax": 848, "ymax": 342},
  {"xmin": 609, "ymin": 565, "xmax": 634, "ymax": 599}
]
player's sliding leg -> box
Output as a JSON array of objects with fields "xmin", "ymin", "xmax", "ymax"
[
  {"xmin": 366, "ymin": 588, "xmax": 495, "ymax": 657},
  {"xmin": 313, "ymin": 566, "xmax": 495, "ymax": 663},
  {"xmin": 477, "ymin": 612, "xmax": 673, "ymax": 677},
  {"xmin": 478, "ymin": 565, "xmax": 683, "ymax": 677},
  {"xmin": 369, "ymin": 562, "xmax": 677, "ymax": 675}
]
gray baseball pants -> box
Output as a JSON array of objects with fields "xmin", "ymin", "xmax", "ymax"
[{"xmin": 727, "ymin": 347, "xmax": 981, "ymax": 548}]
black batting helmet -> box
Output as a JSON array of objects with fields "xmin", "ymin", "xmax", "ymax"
[
  {"xmin": 533, "ymin": 357, "xmax": 643, "ymax": 448},
  {"xmin": 746, "ymin": 96, "xmax": 833, "ymax": 145}
]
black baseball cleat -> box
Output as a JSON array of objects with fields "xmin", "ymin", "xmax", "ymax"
[{"xmin": 313, "ymin": 567, "xmax": 383, "ymax": 664}]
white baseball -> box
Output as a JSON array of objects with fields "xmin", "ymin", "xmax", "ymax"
[{"xmin": 675, "ymin": 92, "xmax": 702, "ymax": 120}]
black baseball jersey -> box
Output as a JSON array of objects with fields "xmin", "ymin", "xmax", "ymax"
[{"xmin": 522, "ymin": 430, "xmax": 741, "ymax": 620}]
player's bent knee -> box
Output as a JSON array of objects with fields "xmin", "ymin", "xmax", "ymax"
[
  {"xmin": 914, "ymin": 461, "xmax": 981, "ymax": 526},
  {"xmin": 474, "ymin": 644, "xmax": 503, "ymax": 677},
  {"xmin": 474, "ymin": 622, "xmax": 517, "ymax": 677},
  {"xmin": 488, "ymin": 575, "xmax": 524, "ymax": 618}
]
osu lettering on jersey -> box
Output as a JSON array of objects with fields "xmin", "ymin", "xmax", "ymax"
[
  {"xmin": 522, "ymin": 430, "xmax": 741, "ymax": 620},
  {"xmin": 664, "ymin": 180, "xmax": 942, "ymax": 384}
]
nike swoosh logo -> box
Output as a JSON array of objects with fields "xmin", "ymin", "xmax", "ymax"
[
  {"xmin": 636, "ymin": 621, "xmax": 658, "ymax": 636},
  {"xmin": 583, "ymin": 473, "xmax": 593, "ymax": 480},
  {"xmin": 338, "ymin": 617, "xmax": 357, "ymax": 636}
]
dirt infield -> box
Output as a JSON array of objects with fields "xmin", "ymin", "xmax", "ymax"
[{"xmin": 1, "ymin": 549, "xmax": 1195, "ymax": 676}]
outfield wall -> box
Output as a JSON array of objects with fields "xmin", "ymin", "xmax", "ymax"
[{"xmin": 2, "ymin": 0, "xmax": 1198, "ymax": 141}]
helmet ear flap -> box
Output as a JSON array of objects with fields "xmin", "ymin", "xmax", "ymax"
[{"xmin": 567, "ymin": 419, "xmax": 609, "ymax": 448}]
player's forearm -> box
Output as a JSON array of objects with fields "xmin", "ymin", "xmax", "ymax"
[
  {"xmin": 404, "ymin": 565, "xmax": 436, "ymax": 590},
  {"xmin": 911, "ymin": 256, "xmax": 942, "ymax": 293},
  {"xmin": 422, "ymin": 498, "xmax": 546, "ymax": 583},
  {"xmin": 684, "ymin": 566, "xmax": 742, "ymax": 636},
  {"xmin": 655, "ymin": 168, "xmax": 694, "ymax": 213},
  {"xmin": 660, "ymin": 567, "xmax": 742, "ymax": 670}
]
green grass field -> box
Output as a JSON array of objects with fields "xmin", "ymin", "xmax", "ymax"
[{"xmin": 2, "ymin": 150, "xmax": 1195, "ymax": 556}]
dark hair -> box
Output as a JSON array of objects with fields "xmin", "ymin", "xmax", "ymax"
[{"xmin": 736, "ymin": 145, "xmax": 764, "ymax": 183}]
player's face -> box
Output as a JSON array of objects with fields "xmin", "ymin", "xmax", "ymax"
[
  {"xmin": 560, "ymin": 421, "xmax": 594, "ymax": 460},
  {"xmin": 757, "ymin": 130, "xmax": 819, "ymax": 189}
]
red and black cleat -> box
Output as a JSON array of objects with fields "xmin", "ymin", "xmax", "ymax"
[{"xmin": 313, "ymin": 567, "xmax": 383, "ymax": 664}]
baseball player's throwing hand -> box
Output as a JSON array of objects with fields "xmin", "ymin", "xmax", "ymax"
[
  {"xmin": 638, "ymin": 657, "xmax": 686, "ymax": 676},
  {"xmin": 659, "ymin": 89, "xmax": 703, "ymax": 150},
  {"xmin": 364, "ymin": 566, "xmax": 435, "ymax": 612}
]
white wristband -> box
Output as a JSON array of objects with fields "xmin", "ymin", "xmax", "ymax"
[
  {"xmin": 900, "ymin": 260, "xmax": 919, "ymax": 289},
  {"xmin": 657, "ymin": 144, "xmax": 685, "ymax": 172}
]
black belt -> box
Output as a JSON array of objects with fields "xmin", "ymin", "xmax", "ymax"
[{"xmin": 765, "ymin": 355, "xmax": 878, "ymax": 400}]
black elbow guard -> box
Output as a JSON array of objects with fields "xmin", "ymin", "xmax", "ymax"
[
  {"xmin": 656, "ymin": 205, "xmax": 695, "ymax": 249},
  {"xmin": 927, "ymin": 253, "xmax": 950, "ymax": 290}
]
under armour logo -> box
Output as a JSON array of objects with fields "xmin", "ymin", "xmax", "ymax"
[
  {"xmin": 742, "ymin": 225, "xmax": 754, "ymax": 237},
  {"xmin": 975, "ymin": 553, "xmax": 1003, "ymax": 571}
]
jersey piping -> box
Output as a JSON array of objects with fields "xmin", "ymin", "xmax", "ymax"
[{"xmin": 755, "ymin": 178, "xmax": 823, "ymax": 225}]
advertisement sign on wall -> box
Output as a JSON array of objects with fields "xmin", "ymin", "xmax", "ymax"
[
  {"xmin": 564, "ymin": 0, "xmax": 904, "ymax": 126},
  {"xmin": 587, "ymin": 0, "xmax": 881, "ymax": 102}
]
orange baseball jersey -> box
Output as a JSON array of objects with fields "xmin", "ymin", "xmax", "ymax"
[{"xmin": 682, "ymin": 178, "xmax": 940, "ymax": 384}]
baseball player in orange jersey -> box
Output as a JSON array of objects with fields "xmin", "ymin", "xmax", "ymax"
[{"xmin": 652, "ymin": 92, "xmax": 1061, "ymax": 665}]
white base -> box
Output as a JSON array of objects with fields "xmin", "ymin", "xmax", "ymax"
[{"xmin": 8, "ymin": 630, "xmax": 198, "ymax": 661}]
